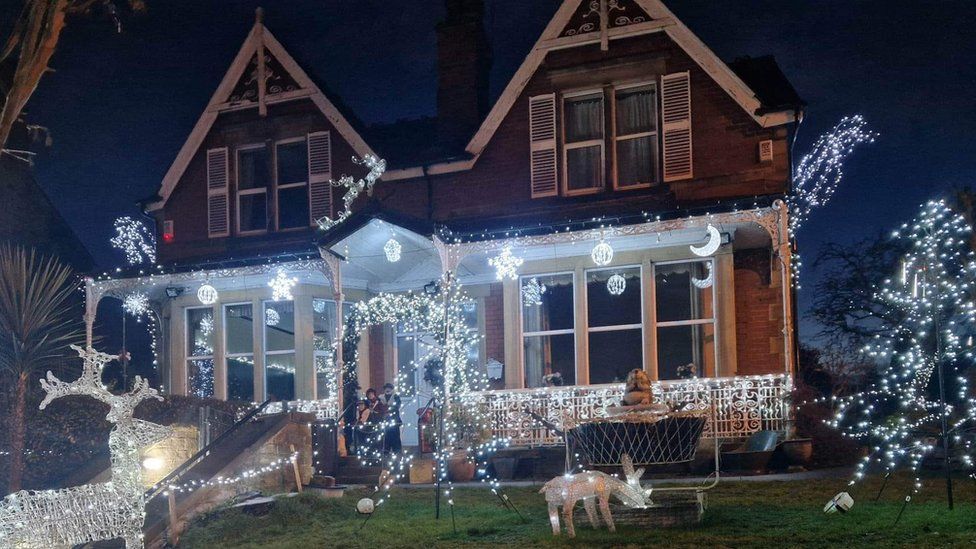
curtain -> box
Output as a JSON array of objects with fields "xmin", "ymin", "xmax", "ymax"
[{"xmin": 566, "ymin": 95, "xmax": 603, "ymax": 142}]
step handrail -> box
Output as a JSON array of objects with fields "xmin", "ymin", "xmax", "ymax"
[{"xmin": 144, "ymin": 398, "xmax": 274, "ymax": 501}]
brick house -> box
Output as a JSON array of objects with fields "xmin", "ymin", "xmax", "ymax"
[{"xmin": 86, "ymin": 0, "xmax": 803, "ymax": 447}]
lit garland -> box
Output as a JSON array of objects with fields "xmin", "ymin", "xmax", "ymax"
[
  {"xmin": 316, "ymin": 155, "xmax": 386, "ymax": 231},
  {"xmin": 268, "ymin": 269, "xmax": 298, "ymax": 301},
  {"xmin": 110, "ymin": 216, "xmax": 156, "ymax": 265},
  {"xmin": 827, "ymin": 200, "xmax": 976, "ymax": 501},
  {"xmin": 489, "ymin": 245, "xmax": 523, "ymax": 281}
]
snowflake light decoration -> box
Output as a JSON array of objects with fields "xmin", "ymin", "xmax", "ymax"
[
  {"xmin": 265, "ymin": 307, "xmax": 281, "ymax": 327},
  {"xmin": 197, "ymin": 283, "xmax": 218, "ymax": 305},
  {"xmin": 0, "ymin": 344, "xmax": 171, "ymax": 548},
  {"xmin": 109, "ymin": 216, "xmax": 156, "ymax": 265},
  {"xmin": 489, "ymin": 246, "xmax": 523, "ymax": 281},
  {"xmin": 122, "ymin": 292, "xmax": 149, "ymax": 317},
  {"xmin": 522, "ymin": 277, "xmax": 547, "ymax": 307},
  {"xmin": 591, "ymin": 239, "xmax": 613, "ymax": 266},
  {"xmin": 606, "ymin": 273, "xmax": 627, "ymax": 296},
  {"xmin": 384, "ymin": 238, "xmax": 402, "ymax": 263},
  {"xmin": 199, "ymin": 314, "xmax": 215, "ymax": 336},
  {"xmin": 268, "ymin": 269, "xmax": 298, "ymax": 301}
]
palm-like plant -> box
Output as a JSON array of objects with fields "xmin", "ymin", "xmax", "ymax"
[{"xmin": 0, "ymin": 244, "xmax": 83, "ymax": 493}]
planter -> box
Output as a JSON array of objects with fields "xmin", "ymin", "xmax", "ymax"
[
  {"xmin": 780, "ymin": 438, "xmax": 813, "ymax": 467},
  {"xmin": 447, "ymin": 451, "xmax": 476, "ymax": 482},
  {"xmin": 491, "ymin": 457, "xmax": 517, "ymax": 480},
  {"xmin": 306, "ymin": 486, "xmax": 345, "ymax": 498}
]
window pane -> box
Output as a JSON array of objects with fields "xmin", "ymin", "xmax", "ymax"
[
  {"xmin": 587, "ymin": 267, "xmax": 641, "ymax": 327},
  {"xmin": 565, "ymin": 94, "xmax": 604, "ymax": 142},
  {"xmin": 617, "ymin": 136, "xmax": 657, "ymax": 187},
  {"xmin": 225, "ymin": 304, "xmax": 253, "ymax": 355},
  {"xmin": 265, "ymin": 353, "xmax": 295, "ymax": 401},
  {"xmin": 265, "ymin": 301, "xmax": 295, "ymax": 352},
  {"xmin": 655, "ymin": 262, "xmax": 714, "ymax": 323},
  {"xmin": 522, "ymin": 273, "xmax": 574, "ymax": 332},
  {"xmin": 239, "ymin": 193, "xmax": 268, "ymax": 232},
  {"xmin": 228, "ymin": 357, "xmax": 254, "ymax": 401},
  {"xmin": 566, "ymin": 145, "xmax": 603, "ymax": 191},
  {"xmin": 615, "ymin": 86, "xmax": 656, "ymax": 136},
  {"xmin": 238, "ymin": 147, "xmax": 269, "ymax": 190},
  {"xmin": 276, "ymin": 140, "xmax": 307, "ymax": 185},
  {"xmin": 589, "ymin": 329, "xmax": 642, "ymax": 384},
  {"xmin": 523, "ymin": 333, "xmax": 575, "ymax": 388},
  {"xmin": 313, "ymin": 299, "xmax": 337, "ymax": 350},
  {"xmin": 187, "ymin": 359, "xmax": 214, "ymax": 398},
  {"xmin": 278, "ymin": 185, "xmax": 310, "ymax": 230},
  {"xmin": 187, "ymin": 308, "xmax": 214, "ymax": 357},
  {"xmin": 657, "ymin": 323, "xmax": 715, "ymax": 380}
]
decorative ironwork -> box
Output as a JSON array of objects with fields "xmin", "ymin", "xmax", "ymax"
[
  {"xmin": 228, "ymin": 48, "xmax": 299, "ymax": 103},
  {"xmin": 561, "ymin": 0, "xmax": 650, "ymax": 37}
]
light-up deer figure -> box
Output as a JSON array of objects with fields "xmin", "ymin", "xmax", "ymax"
[{"xmin": 0, "ymin": 345, "xmax": 171, "ymax": 548}]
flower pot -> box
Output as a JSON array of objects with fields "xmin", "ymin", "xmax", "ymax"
[
  {"xmin": 780, "ymin": 438, "xmax": 813, "ymax": 467},
  {"xmin": 447, "ymin": 451, "xmax": 476, "ymax": 482}
]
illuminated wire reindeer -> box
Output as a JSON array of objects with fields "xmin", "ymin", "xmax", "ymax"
[{"xmin": 0, "ymin": 345, "xmax": 171, "ymax": 548}]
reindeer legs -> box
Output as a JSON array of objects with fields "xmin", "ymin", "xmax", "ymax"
[
  {"xmin": 599, "ymin": 493, "xmax": 616, "ymax": 533},
  {"xmin": 547, "ymin": 502, "xmax": 561, "ymax": 536},
  {"xmin": 563, "ymin": 498, "xmax": 577, "ymax": 538},
  {"xmin": 583, "ymin": 496, "xmax": 600, "ymax": 528}
]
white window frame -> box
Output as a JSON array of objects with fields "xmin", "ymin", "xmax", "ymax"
[
  {"xmin": 263, "ymin": 300, "xmax": 296, "ymax": 401},
  {"xmin": 612, "ymin": 81, "xmax": 658, "ymax": 190},
  {"xmin": 274, "ymin": 136, "xmax": 309, "ymax": 232},
  {"xmin": 185, "ymin": 306, "xmax": 215, "ymax": 397},
  {"xmin": 519, "ymin": 271, "xmax": 577, "ymax": 388},
  {"xmin": 223, "ymin": 302, "xmax": 255, "ymax": 401},
  {"xmin": 652, "ymin": 257, "xmax": 718, "ymax": 379},
  {"xmin": 584, "ymin": 265, "xmax": 645, "ymax": 383},
  {"xmin": 236, "ymin": 143, "xmax": 270, "ymax": 236},
  {"xmin": 561, "ymin": 89, "xmax": 605, "ymax": 196}
]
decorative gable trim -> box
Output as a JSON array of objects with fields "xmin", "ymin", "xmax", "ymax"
[{"xmin": 146, "ymin": 18, "xmax": 375, "ymax": 212}]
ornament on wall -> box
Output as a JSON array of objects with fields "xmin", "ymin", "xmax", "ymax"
[
  {"xmin": 521, "ymin": 277, "xmax": 547, "ymax": 306},
  {"xmin": 690, "ymin": 224, "xmax": 721, "ymax": 257},
  {"xmin": 197, "ymin": 282, "xmax": 218, "ymax": 305},
  {"xmin": 607, "ymin": 273, "xmax": 627, "ymax": 296},
  {"xmin": 691, "ymin": 262, "xmax": 714, "ymax": 289},
  {"xmin": 489, "ymin": 245, "xmax": 523, "ymax": 281},
  {"xmin": 591, "ymin": 237, "xmax": 614, "ymax": 266},
  {"xmin": 269, "ymin": 269, "xmax": 298, "ymax": 301},
  {"xmin": 122, "ymin": 292, "xmax": 150, "ymax": 317},
  {"xmin": 109, "ymin": 216, "xmax": 156, "ymax": 266},
  {"xmin": 384, "ymin": 237, "xmax": 402, "ymax": 263},
  {"xmin": 316, "ymin": 155, "xmax": 387, "ymax": 230},
  {"xmin": 265, "ymin": 307, "xmax": 281, "ymax": 327}
]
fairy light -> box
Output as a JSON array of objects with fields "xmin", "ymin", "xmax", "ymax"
[{"xmin": 109, "ymin": 216, "xmax": 156, "ymax": 265}]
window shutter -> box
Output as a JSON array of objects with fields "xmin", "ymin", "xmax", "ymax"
[
  {"xmin": 528, "ymin": 94, "xmax": 558, "ymax": 198},
  {"xmin": 307, "ymin": 131, "xmax": 332, "ymax": 225},
  {"xmin": 661, "ymin": 72, "xmax": 693, "ymax": 182},
  {"xmin": 206, "ymin": 148, "xmax": 229, "ymax": 237}
]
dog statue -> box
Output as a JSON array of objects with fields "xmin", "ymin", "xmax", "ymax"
[{"xmin": 621, "ymin": 368, "xmax": 652, "ymax": 406}]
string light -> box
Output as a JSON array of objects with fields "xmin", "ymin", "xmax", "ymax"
[
  {"xmin": 268, "ymin": 269, "xmax": 298, "ymax": 301},
  {"xmin": 109, "ymin": 216, "xmax": 156, "ymax": 265}
]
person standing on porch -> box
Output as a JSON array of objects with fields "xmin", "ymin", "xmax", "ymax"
[{"xmin": 382, "ymin": 383, "xmax": 403, "ymax": 455}]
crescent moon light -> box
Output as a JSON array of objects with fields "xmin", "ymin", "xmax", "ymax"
[
  {"xmin": 691, "ymin": 261, "xmax": 713, "ymax": 289},
  {"xmin": 690, "ymin": 224, "xmax": 721, "ymax": 257}
]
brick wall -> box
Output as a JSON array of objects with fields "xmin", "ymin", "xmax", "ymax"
[{"xmin": 733, "ymin": 249, "xmax": 784, "ymax": 375}]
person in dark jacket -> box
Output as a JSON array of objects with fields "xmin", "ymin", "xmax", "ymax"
[{"xmin": 382, "ymin": 383, "xmax": 403, "ymax": 454}]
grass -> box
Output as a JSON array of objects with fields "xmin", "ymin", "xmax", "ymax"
[{"xmin": 178, "ymin": 473, "xmax": 976, "ymax": 548}]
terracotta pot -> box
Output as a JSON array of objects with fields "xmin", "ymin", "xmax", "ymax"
[
  {"xmin": 447, "ymin": 451, "xmax": 476, "ymax": 482},
  {"xmin": 781, "ymin": 438, "xmax": 813, "ymax": 466}
]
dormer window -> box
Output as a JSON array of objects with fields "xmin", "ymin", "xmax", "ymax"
[
  {"xmin": 237, "ymin": 144, "xmax": 270, "ymax": 234},
  {"xmin": 614, "ymin": 83, "xmax": 658, "ymax": 189},
  {"xmin": 275, "ymin": 138, "xmax": 309, "ymax": 230},
  {"xmin": 563, "ymin": 91, "xmax": 605, "ymax": 195}
]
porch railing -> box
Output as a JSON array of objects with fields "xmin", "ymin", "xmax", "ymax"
[{"xmin": 463, "ymin": 374, "xmax": 793, "ymax": 447}]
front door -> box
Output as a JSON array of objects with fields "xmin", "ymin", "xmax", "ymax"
[{"xmin": 395, "ymin": 332, "xmax": 438, "ymax": 447}]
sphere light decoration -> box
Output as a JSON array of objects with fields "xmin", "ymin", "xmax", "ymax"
[
  {"xmin": 489, "ymin": 245, "xmax": 523, "ymax": 281},
  {"xmin": 269, "ymin": 269, "xmax": 298, "ymax": 301},
  {"xmin": 265, "ymin": 307, "xmax": 281, "ymax": 327},
  {"xmin": 313, "ymin": 299, "xmax": 326, "ymax": 314},
  {"xmin": 357, "ymin": 497, "xmax": 375, "ymax": 514},
  {"xmin": 591, "ymin": 239, "xmax": 614, "ymax": 266},
  {"xmin": 606, "ymin": 273, "xmax": 627, "ymax": 296},
  {"xmin": 690, "ymin": 224, "xmax": 721, "ymax": 257},
  {"xmin": 197, "ymin": 283, "xmax": 218, "ymax": 305},
  {"xmin": 384, "ymin": 238, "xmax": 402, "ymax": 263}
]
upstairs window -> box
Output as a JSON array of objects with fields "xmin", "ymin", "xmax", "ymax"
[
  {"xmin": 237, "ymin": 145, "xmax": 270, "ymax": 234},
  {"xmin": 614, "ymin": 84, "xmax": 658, "ymax": 188},
  {"xmin": 275, "ymin": 138, "xmax": 309, "ymax": 230},
  {"xmin": 563, "ymin": 92, "xmax": 605, "ymax": 195}
]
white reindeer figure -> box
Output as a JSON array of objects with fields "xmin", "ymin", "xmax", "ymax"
[
  {"xmin": 540, "ymin": 454, "xmax": 651, "ymax": 537},
  {"xmin": 0, "ymin": 345, "xmax": 172, "ymax": 548}
]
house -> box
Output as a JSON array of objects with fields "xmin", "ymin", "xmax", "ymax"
[{"xmin": 86, "ymin": 0, "xmax": 803, "ymax": 447}]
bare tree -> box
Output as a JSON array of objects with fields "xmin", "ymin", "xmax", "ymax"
[{"xmin": 0, "ymin": 0, "xmax": 145, "ymax": 151}]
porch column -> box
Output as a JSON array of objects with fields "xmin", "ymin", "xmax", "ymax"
[
  {"xmin": 294, "ymin": 293, "xmax": 315, "ymax": 400},
  {"xmin": 252, "ymin": 296, "xmax": 265, "ymax": 401}
]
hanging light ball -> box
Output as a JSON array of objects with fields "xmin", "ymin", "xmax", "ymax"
[
  {"xmin": 591, "ymin": 239, "xmax": 614, "ymax": 266},
  {"xmin": 607, "ymin": 273, "xmax": 627, "ymax": 296},
  {"xmin": 384, "ymin": 238, "xmax": 402, "ymax": 263},
  {"xmin": 265, "ymin": 307, "xmax": 281, "ymax": 327},
  {"xmin": 197, "ymin": 283, "xmax": 218, "ymax": 305},
  {"xmin": 313, "ymin": 299, "xmax": 326, "ymax": 314}
]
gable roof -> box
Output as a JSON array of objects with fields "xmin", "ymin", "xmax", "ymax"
[{"xmin": 145, "ymin": 14, "xmax": 375, "ymax": 212}]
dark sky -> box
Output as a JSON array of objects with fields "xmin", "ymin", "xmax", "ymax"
[{"xmin": 19, "ymin": 0, "xmax": 976, "ymax": 344}]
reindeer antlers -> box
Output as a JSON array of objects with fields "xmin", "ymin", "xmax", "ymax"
[{"xmin": 38, "ymin": 344, "xmax": 162, "ymax": 422}]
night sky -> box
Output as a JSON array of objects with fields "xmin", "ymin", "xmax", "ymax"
[{"xmin": 18, "ymin": 0, "xmax": 976, "ymax": 345}]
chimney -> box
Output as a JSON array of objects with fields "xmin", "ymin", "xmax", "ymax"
[{"xmin": 436, "ymin": 0, "xmax": 492, "ymax": 151}]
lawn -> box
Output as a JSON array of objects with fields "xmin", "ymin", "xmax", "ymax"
[{"xmin": 177, "ymin": 473, "xmax": 976, "ymax": 548}]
